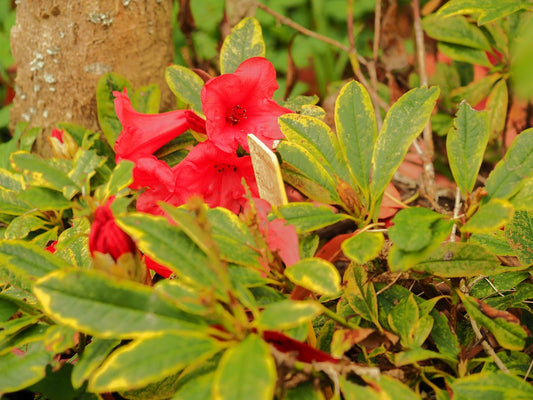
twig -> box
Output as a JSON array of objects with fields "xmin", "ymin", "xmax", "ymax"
[
  {"xmin": 412, "ymin": 0, "xmax": 437, "ymax": 201},
  {"xmin": 450, "ymin": 186, "xmax": 462, "ymax": 242},
  {"xmin": 257, "ymin": 2, "xmax": 390, "ymax": 113},
  {"xmin": 469, "ymin": 317, "xmax": 510, "ymax": 374}
]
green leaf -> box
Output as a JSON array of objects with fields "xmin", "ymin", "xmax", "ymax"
[
  {"xmin": 388, "ymin": 293, "xmax": 431, "ymax": 348},
  {"xmin": 0, "ymin": 187, "xmax": 31, "ymax": 215},
  {"xmin": 451, "ymin": 74, "xmax": 501, "ymax": 107},
  {"xmin": 96, "ymin": 73, "xmax": 133, "ymax": 147},
  {"xmin": 155, "ymin": 279, "xmax": 211, "ymax": 316},
  {"xmin": 509, "ymin": 177, "xmax": 533, "ymax": 210},
  {"xmin": 0, "ymin": 168, "xmax": 25, "ymax": 191},
  {"xmin": 165, "ymin": 65, "xmax": 204, "ymax": 113},
  {"xmin": 33, "ymin": 269, "xmax": 205, "ymax": 339},
  {"xmin": 409, "ymin": 242, "xmax": 504, "ymax": 278},
  {"xmin": 277, "ymin": 202, "xmax": 351, "ymax": 233},
  {"xmin": 437, "ymin": 0, "xmax": 532, "ymax": 25},
  {"xmin": 370, "ymin": 86, "xmax": 439, "ymax": 209},
  {"xmin": 279, "ymin": 114, "xmax": 348, "ymax": 183},
  {"xmin": 470, "ymin": 231, "xmax": 516, "ymax": 256},
  {"xmin": 450, "ymin": 372, "xmax": 533, "ymax": 400},
  {"xmin": 90, "ymin": 333, "xmax": 222, "ymax": 392},
  {"xmin": 0, "ymin": 240, "xmax": 69, "ymax": 292},
  {"xmin": 117, "ymin": 213, "xmax": 223, "ymax": 296},
  {"xmin": 95, "ymin": 160, "xmax": 134, "ymax": 201},
  {"xmin": 278, "ymin": 141, "xmax": 340, "ymax": 204},
  {"xmin": 459, "ymin": 292, "xmax": 528, "ymax": 350},
  {"xmin": 505, "ymin": 210, "xmax": 533, "ymax": 264},
  {"xmin": 17, "ymin": 187, "xmax": 71, "ymax": 210},
  {"xmin": 431, "ymin": 310, "xmax": 460, "ymax": 361},
  {"xmin": 423, "ymin": 14, "xmax": 491, "ymax": 50},
  {"xmin": 257, "ymin": 300, "xmax": 322, "ymax": 330},
  {"xmin": 462, "ymin": 199, "xmax": 514, "ymax": 233},
  {"xmin": 212, "ymin": 334, "xmax": 276, "ymax": 400},
  {"xmin": 344, "ymin": 264, "xmax": 381, "ymax": 329},
  {"xmin": 0, "ymin": 342, "xmax": 53, "ymax": 393},
  {"xmin": 131, "ymin": 84, "xmax": 160, "ymax": 114},
  {"xmin": 10, "ymin": 151, "xmax": 79, "ymax": 199},
  {"xmin": 486, "ymin": 80, "xmax": 508, "ymax": 140},
  {"xmin": 71, "ymin": 338, "xmax": 120, "ymax": 389},
  {"xmin": 486, "ymin": 128, "xmax": 533, "ymax": 201},
  {"xmin": 68, "ymin": 149, "xmax": 105, "ymax": 188},
  {"xmin": 388, "ymin": 218, "xmax": 454, "ymax": 272},
  {"xmin": 341, "ymin": 231, "xmax": 384, "ymax": 264},
  {"xmin": 339, "ymin": 377, "xmax": 382, "ymax": 400},
  {"xmin": 388, "ymin": 208, "xmax": 446, "ymax": 252},
  {"xmin": 438, "ymin": 42, "xmax": 492, "ymax": 67},
  {"xmin": 284, "ymin": 258, "xmax": 341, "ymax": 296},
  {"xmin": 470, "ymin": 271, "xmax": 530, "ymax": 299},
  {"xmin": 335, "ymin": 80, "xmax": 377, "ymax": 200},
  {"xmin": 447, "ymin": 101, "xmax": 490, "ymax": 194},
  {"xmin": 4, "ymin": 214, "xmax": 48, "ymax": 240},
  {"xmin": 219, "ymin": 17, "xmax": 266, "ymax": 74}
]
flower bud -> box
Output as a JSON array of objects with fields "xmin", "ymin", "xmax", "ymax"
[
  {"xmin": 89, "ymin": 198, "xmax": 147, "ymax": 283},
  {"xmin": 48, "ymin": 128, "xmax": 78, "ymax": 159}
]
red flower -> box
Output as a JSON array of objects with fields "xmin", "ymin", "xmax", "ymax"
[
  {"xmin": 201, "ymin": 57, "xmax": 292, "ymax": 153},
  {"xmin": 45, "ymin": 240, "xmax": 58, "ymax": 253},
  {"xmin": 174, "ymin": 140, "xmax": 259, "ymax": 213},
  {"xmin": 51, "ymin": 128, "xmax": 63, "ymax": 143},
  {"xmin": 131, "ymin": 156, "xmax": 185, "ymax": 215},
  {"xmin": 113, "ymin": 90, "xmax": 205, "ymax": 162},
  {"xmin": 89, "ymin": 197, "xmax": 137, "ymax": 261},
  {"xmin": 251, "ymin": 198, "xmax": 300, "ymax": 266}
]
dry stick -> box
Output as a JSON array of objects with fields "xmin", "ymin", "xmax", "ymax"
[
  {"xmin": 256, "ymin": 2, "xmax": 390, "ymax": 112},
  {"xmin": 367, "ymin": 0, "xmax": 384, "ymax": 130},
  {"xmin": 412, "ymin": 0, "xmax": 437, "ymax": 201},
  {"xmin": 469, "ymin": 317, "xmax": 510, "ymax": 374},
  {"xmin": 450, "ymin": 186, "xmax": 462, "ymax": 242}
]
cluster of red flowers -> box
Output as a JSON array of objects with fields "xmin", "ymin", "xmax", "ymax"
[
  {"xmin": 88, "ymin": 58, "xmax": 297, "ymax": 277},
  {"xmin": 115, "ymin": 57, "xmax": 292, "ymax": 215}
]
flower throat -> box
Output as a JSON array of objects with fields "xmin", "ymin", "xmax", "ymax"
[{"xmin": 226, "ymin": 105, "xmax": 247, "ymax": 125}]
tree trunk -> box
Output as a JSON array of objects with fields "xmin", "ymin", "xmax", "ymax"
[{"xmin": 10, "ymin": 0, "xmax": 174, "ymax": 156}]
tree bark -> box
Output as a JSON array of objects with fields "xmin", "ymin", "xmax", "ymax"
[{"xmin": 10, "ymin": 0, "xmax": 174, "ymax": 156}]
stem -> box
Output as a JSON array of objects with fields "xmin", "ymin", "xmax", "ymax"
[
  {"xmin": 450, "ymin": 186, "xmax": 462, "ymax": 242},
  {"xmin": 470, "ymin": 317, "xmax": 510, "ymax": 374},
  {"xmin": 412, "ymin": 0, "xmax": 437, "ymax": 201},
  {"xmin": 320, "ymin": 304, "xmax": 360, "ymax": 330},
  {"xmin": 257, "ymin": 2, "xmax": 390, "ymax": 113}
]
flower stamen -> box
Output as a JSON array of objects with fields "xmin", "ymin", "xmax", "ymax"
[{"xmin": 226, "ymin": 105, "xmax": 247, "ymax": 126}]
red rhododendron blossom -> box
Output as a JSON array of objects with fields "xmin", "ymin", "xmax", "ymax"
[
  {"xmin": 251, "ymin": 198, "xmax": 300, "ymax": 266},
  {"xmin": 51, "ymin": 128, "xmax": 63, "ymax": 143},
  {"xmin": 113, "ymin": 89, "xmax": 205, "ymax": 162},
  {"xmin": 201, "ymin": 57, "xmax": 292, "ymax": 153},
  {"xmin": 174, "ymin": 140, "xmax": 259, "ymax": 213},
  {"xmin": 45, "ymin": 240, "xmax": 58, "ymax": 254},
  {"xmin": 89, "ymin": 197, "xmax": 137, "ymax": 261},
  {"xmin": 143, "ymin": 255, "xmax": 173, "ymax": 278},
  {"xmin": 131, "ymin": 156, "xmax": 185, "ymax": 215}
]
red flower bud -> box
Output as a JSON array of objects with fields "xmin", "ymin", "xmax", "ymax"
[{"xmin": 89, "ymin": 199, "xmax": 137, "ymax": 261}]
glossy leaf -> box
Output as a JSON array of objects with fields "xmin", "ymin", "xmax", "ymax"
[
  {"xmin": 279, "ymin": 114, "xmax": 348, "ymax": 183},
  {"xmin": 0, "ymin": 342, "xmax": 53, "ymax": 393},
  {"xmin": 212, "ymin": 334, "xmax": 276, "ymax": 400},
  {"xmin": 10, "ymin": 151, "xmax": 78, "ymax": 199},
  {"xmin": 33, "ymin": 269, "xmax": 205, "ymax": 339},
  {"xmin": 451, "ymin": 73, "xmax": 501, "ymax": 106},
  {"xmin": 4, "ymin": 214, "xmax": 48, "ymax": 240},
  {"xmin": 408, "ymin": 242, "xmax": 504, "ymax": 278},
  {"xmin": 486, "ymin": 79, "xmax": 508, "ymax": 140},
  {"xmin": 71, "ymin": 338, "xmax": 120, "ymax": 389},
  {"xmin": 423, "ymin": 14, "xmax": 491, "ymax": 50},
  {"xmin": 370, "ymin": 86, "xmax": 439, "ymax": 210},
  {"xmin": 335, "ymin": 80, "xmax": 377, "ymax": 199},
  {"xmin": 90, "ymin": 333, "xmax": 221, "ymax": 392},
  {"xmin": 388, "ymin": 208, "xmax": 446, "ymax": 252},
  {"xmin": 437, "ymin": 0, "xmax": 532, "ymax": 25},
  {"xmin": 451, "ymin": 372, "xmax": 533, "ymax": 399},
  {"xmin": 257, "ymin": 300, "xmax": 322, "ymax": 330},
  {"xmin": 388, "ymin": 218, "xmax": 454, "ymax": 272},
  {"xmin": 438, "ymin": 42, "xmax": 492, "ymax": 67},
  {"xmin": 117, "ymin": 213, "xmax": 223, "ymax": 295},
  {"xmin": 17, "ymin": 187, "xmax": 71, "ymax": 210},
  {"xmin": 131, "ymin": 84, "xmax": 160, "ymax": 114},
  {"xmin": 342, "ymin": 231, "xmax": 384, "ymax": 264},
  {"xmin": 344, "ymin": 264, "xmax": 381, "ymax": 329},
  {"xmin": 95, "ymin": 160, "xmax": 134, "ymax": 201},
  {"xmin": 505, "ymin": 210, "xmax": 533, "ymax": 265},
  {"xmin": 285, "ymin": 258, "xmax": 341, "ymax": 296},
  {"xmin": 486, "ymin": 128, "xmax": 533, "ymax": 201},
  {"xmin": 462, "ymin": 199, "xmax": 514, "ymax": 233},
  {"xmin": 446, "ymin": 101, "xmax": 489, "ymax": 194},
  {"xmin": 0, "ymin": 240, "xmax": 69, "ymax": 292},
  {"xmin": 96, "ymin": 73, "xmax": 132, "ymax": 146},
  {"xmin": 277, "ymin": 202, "xmax": 351, "ymax": 233},
  {"xmin": 430, "ymin": 310, "xmax": 460, "ymax": 362},
  {"xmin": 207, "ymin": 207, "xmax": 261, "ymax": 267},
  {"xmin": 219, "ymin": 17, "xmax": 266, "ymax": 74},
  {"xmin": 165, "ymin": 65, "xmax": 204, "ymax": 113},
  {"xmin": 460, "ymin": 292, "xmax": 527, "ymax": 350}
]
